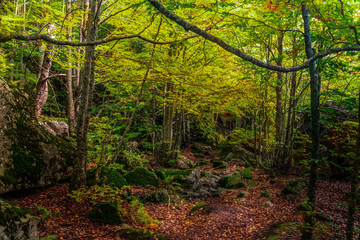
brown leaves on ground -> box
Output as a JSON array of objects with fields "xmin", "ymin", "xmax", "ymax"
[{"xmin": 12, "ymin": 169, "xmax": 360, "ymax": 240}]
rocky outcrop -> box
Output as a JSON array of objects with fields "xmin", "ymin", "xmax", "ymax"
[
  {"xmin": 0, "ymin": 79, "xmax": 75, "ymax": 194},
  {"xmin": 0, "ymin": 199, "xmax": 40, "ymax": 240}
]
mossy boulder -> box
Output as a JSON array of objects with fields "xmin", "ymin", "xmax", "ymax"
[
  {"xmin": 210, "ymin": 159, "xmax": 226, "ymax": 169},
  {"xmin": 87, "ymin": 167, "xmax": 127, "ymax": 188},
  {"xmin": 116, "ymin": 225, "xmax": 173, "ymax": 240},
  {"xmin": 0, "ymin": 79, "xmax": 75, "ymax": 194},
  {"xmin": 0, "ymin": 198, "xmax": 40, "ymax": 239},
  {"xmin": 281, "ymin": 180, "xmax": 305, "ymax": 196},
  {"xmin": 189, "ymin": 202, "xmax": 212, "ymax": 215},
  {"xmin": 125, "ymin": 166, "xmax": 159, "ymax": 187},
  {"xmin": 144, "ymin": 189, "xmax": 169, "ymax": 203},
  {"xmin": 218, "ymin": 173, "xmax": 245, "ymax": 189},
  {"xmin": 88, "ymin": 200, "xmax": 123, "ymax": 225}
]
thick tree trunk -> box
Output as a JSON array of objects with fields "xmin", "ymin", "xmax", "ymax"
[
  {"xmin": 70, "ymin": 0, "xmax": 99, "ymax": 190},
  {"xmin": 346, "ymin": 88, "xmax": 360, "ymax": 240},
  {"xmin": 301, "ymin": 4, "xmax": 320, "ymax": 240},
  {"xmin": 34, "ymin": 47, "xmax": 54, "ymax": 118}
]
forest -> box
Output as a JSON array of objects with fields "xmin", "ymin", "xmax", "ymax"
[{"xmin": 0, "ymin": 0, "xmax": 359, "ymax": 239}]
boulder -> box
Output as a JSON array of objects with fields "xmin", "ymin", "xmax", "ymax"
[
  {"xmin": 125, "ymin": 166, "xmax": 159, "ymax": 187},
  {"xmin": 261, "ymin": 201, "xmax": 274, "ymax": 207},
  {"xmin": 87, "ymin": 167, "xmax": 127, "ymax": 188},
  {"xmin": 39, "ymin": 121, "xmax": 69, "ymax": 137},
  {"xmin": 222, "ymin": 145, "xmax": 255, "ymax": 167},
  {"xmin": 0, "ymin": 79, "xmax": 75, "ymax": 194},
  {"xmin": 177, "ymin": 155, "xmax": 196, "ymax": 169},
  {"xmin": 281, "ymin": 180, "xmax": 305, "ymax": 196},
  {"xmin": 144, "ymin": 189, "xmax": 169, "ymax": 203},
  {"xmin": 0, "ymin": 198, "xmax": 40, "ymax": 240},
  {"xmin": 88, "ymin": 200, "xmax": 122, "ymax": 225},
  {"xmin": 116, "ymin": 225, "xmax": 173, "ymax": 240},
  {"xmin": 218, "ymin": 173, "xmax": 245, "ymax": 189}
]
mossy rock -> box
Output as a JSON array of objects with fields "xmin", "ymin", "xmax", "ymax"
[
  {"xmin": 197, "ymin": 158, "xmax": 209, "ymax": 166},
  {"xmin": 189, "ymin": 202, "xmax": 211, "ymax": 215},
  {"xmin": 237, "ymin": 190, "xmax": 249, "ymax": 198},
  {"xmin": 86, "ymin": 167, "xmax": 127, "ymax": 188},
  {"xmin": 88, "ymin": 200, "xmax": 122, "ymax": 225},
  {"xmin": 218, "ymin": 173, "xmax": 244, "ymax": 189},
  {"xmin": 0, "ymin": 198, "xmax": 25, "ymax": 226},
  {"xmin": 125, "ymin": 166, "xmax": 159, "ymax": 187},
  {"xmin": 261, "ymin": 190, "xmax": 270, "ymax": 197},
  {"xmin": 281, "ymin": 180, "xmax": 305, "ymax": 196},
  {"xmin": 210, "ymin": 159, "xmax": 226, "ymax": 169},
  {"xmin": 116, "ymin": 225, "xmax": 173, "ymax": 240},
  {"xmin": 144, "ymin": 189, "xmax": 169, "ymax": 203}
]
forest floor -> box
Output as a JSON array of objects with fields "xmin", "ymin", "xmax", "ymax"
[
  {"xmin": 8, "ymin": 145, "xmax": 359, "ymax": 240},
  {"xmin": 12, "ymin": 168, "xmax": 360, "ymax": 240}
]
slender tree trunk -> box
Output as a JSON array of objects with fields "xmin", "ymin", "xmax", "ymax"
[
  {"xmin": 66, "ymin": 0, "xmax": 76, "ymax": 134},
  {"xmin": 301, "ymin": 4, "xmax": 320, "ymax": 240},
  {"xmin": 346, "ymin": 88, "xmax": 360, "ymax": 240},
  {"xmin": 34, "ymin": 46, "xmax": 54, "ymax": 118},
  {"xmin": 275, "ymin": 33, "xmax": 285, "ymax": 169},
  {"xmin": 70, "ymin": 0, "xmax": 99, "ymax": 190}
]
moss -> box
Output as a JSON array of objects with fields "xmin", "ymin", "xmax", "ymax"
[
  {"xmin": 0, "ymin": 198, "xmax": 25, "ymax": 226},
  {"xmin": 189, "ymin": 202, "xmax": 211, "ymax": 215},
  {"xmin": 144, "ymin": 189, "xmax": 169, "ymax": 203},
  {"xmin": 282, "ymin": 180, "xmax": 305, "ymax": 196},
  {"xmin": 88, "ymin": 200, "xmax": 123, "ymax": 225},
  {"xmin": 0, "ymin": 169, "xmax": 17, "ymax": 185},
  {"xmin": 116, "ymin": 226, "xmax": 173, "ymax": 240},
  {"xmin": 86, "ymin": 167, "xmax": 127, "ymax": 188},
  {"xmin": 218, "ymin": 173, "xmax": 245, "ymax": 189},
  {"xmin": 125, "ymin": 166, "xmax": 159, "ymax": 187}
]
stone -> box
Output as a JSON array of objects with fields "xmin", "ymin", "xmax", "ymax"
[
  {"xmin": 281, "ymin": 180, "xmax": 305, "ymax": 196},
  {"xmin": 88, "ymin": 200, "xmax": 123, "ymax": 225},
  {"xmin": 218, "ymin": 173, "xmax": 245, "ymax": 189},
  {"xmin": 0, "ymin": 199, "xmax": 40, "ymax": 240},
  {"xmin": 262, "ymin": 201, "xmax": 274, "ymax": 207},
  {"xmin": 144, "ymin": 189, "xmax": 169, "ymax": 203},
  {"xmin": 116, "ymin": 225, "xmax": 173, "ymax": 240},
  {"xmin": 0, "ymin": 79, "xmax": 75, "ymax": 194},
  {"xmin": 125, "ymin": 166, "xmax": 159, "ymax": 187},
  {"xmin": 177, "ymin": 155, "xmax": 196, "ymax": 169}
]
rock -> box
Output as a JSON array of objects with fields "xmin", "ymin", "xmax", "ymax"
[
  {"xmin": 0, "ymin": 199, "xmax": 40, "ymax": 240},
  {"xmin": 282, "ymin": 180, "xmax": 305, "ymax": 196},
  {"xmin": 144, "ymin": 189, "xmax": 169, "ymax": 203},
  {"xmin": 177, "ymin": 155, "xmax": 196, "ymax": 169},
  {"xmin": 218, "ymin": 173, "xmax": 245, "ymax": 189},
  {"xmin": 189, "ymin": 202, "xmax": 211, "ymax": 215},
  {"xmin": 237, "ymin": 190, "xmax": 249, "ymax": 198},
  {"xmin": 222, "ymin": 145, "xmax": 255, "ymax": 167},
  {"xmin": 39, "ymin": 120, "xmax": 69, "ymax": 137},
  {"xmin": 191, "ymin": 142, "xmax": 211, "ymax": 155},
  {"xmin": 125, "ymin": 166, "xmax": 159, "ymax": 187},
  {"xmin": 0, "ymin": 79, "xmax": 75, "ymax": 194},
  {"xmin": 262, "ymin": 201, "xmax": 274, "ymax": 207},
  {"xmin": 116, "ymin": 225, "xmax": 173, "ymax": 240},
  {"xmin": 210, "ymin": 159, "xmax": 226, "ymax": 169},
  {"xmin": 88, "ymin": 200, "xmax": 122, "ymax": 225},
  {"xmin": 87, "ymin": 167, "xmax": 127, "ymax": 188}
]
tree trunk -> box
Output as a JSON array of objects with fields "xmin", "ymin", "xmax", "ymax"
[
  {"xmin": 301, "ymin": 4, "xmax": 320, "ymax": 240},
  {"xmin": 70, "ymin": 0, "xmax": 99, "ymax": 190},
  {"xmin": 346, "ymin": 88, "xmax": 360, "ymax": 240},
  {"xmin": 66, "ymin": 0, "xmax": 76, "ymax": 134},
  {"xmin": 34, "ymin": 46, "xmax": 54, "ymax": 118}
]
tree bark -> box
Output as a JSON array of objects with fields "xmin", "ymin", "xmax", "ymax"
[
  {"xmin": 346, "ymin": 88, "xmax": 360, "ymax": 240},
  {"xmin": 34, "ymin": 46, "xmax": 54, "ymax": 118},
  {"xmin": 66, "ymin": 0, "xmax": 76, "ymax": 134},
  {"xmin": 301, "ymin": 4, "xmax": 320, "ymax": 240},
  {"xmin": 70, "ymin": 0, "xmax": 99, "ymax": 190}
]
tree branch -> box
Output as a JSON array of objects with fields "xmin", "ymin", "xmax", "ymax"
[
  {"xmin": 0, "ymin": 32, "xmax": 197, "ymax": 46},
  {"xmin": 147, "ymin": 0, "xmax": 360, "ymax": 73}
]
